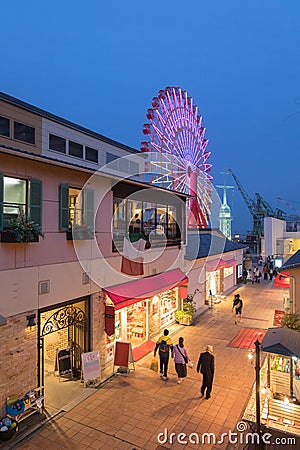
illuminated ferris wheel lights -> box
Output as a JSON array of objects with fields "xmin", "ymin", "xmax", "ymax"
[
  {"xmin": 142, "ymin": 86, "xmax": 212, "ymax": 228},
  {"xmin": 152, "ymin": 97, "xmax": 160, "ymax": 109}
]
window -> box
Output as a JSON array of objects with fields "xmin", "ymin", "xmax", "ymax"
[
  {"xmin": 0, "ymin": 175, "xmax": 42, "ymax": 230},
  {"xmin": 69, "ymin": 141, "xmax": 83, "ymax": 158},
  {"xmin": 59, "ymin": 184, "xmax": 94, "ymax": 232},
  {"xmin": 106, "ymin": 153, "xmax": 118, "ymax": 164},
  {"xmin": 49, "ymin": 134, "xmax": 66, "ymax": 153},
  {"xmin": 0, "ymin": 117, "xmax": 10, "ymax": 137},
  {"xmin": 86, "ymin": 146, "xmax": 98, "ymax": 163},
  {"xmin": 112, "ymin": 197, "xmax": 182, "ymax": 251},
  {"xmin": 14, "ymin": 121, "xmax": 35, "ymax": 144}
]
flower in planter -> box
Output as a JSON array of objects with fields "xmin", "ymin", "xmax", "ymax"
[
  {"xmin": 7, "ymin": 213, "xmax": 44, "ymax": 243},
  {"xmin": 175, "ymin": 290, "xmax": 198, "ymax": 325},
  {"xmin": 72, "ymin": 223, "xmax": 93, "ymax": 239}
]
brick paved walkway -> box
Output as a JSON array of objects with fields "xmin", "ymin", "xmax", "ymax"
[{"xmin": 5, "ymin": 280, "xmax": 294, "ymax": 449}]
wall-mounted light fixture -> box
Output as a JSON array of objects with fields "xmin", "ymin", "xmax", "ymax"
[{"xmin": 26, "ymin": 314, "xmax": 36, "ymax": 327}]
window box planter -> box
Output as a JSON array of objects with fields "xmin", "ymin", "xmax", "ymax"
[
  {"xmin": 66, "ymin": 230, "xmax": 93, "ymax": 241},
  {"xmin": 0, "ymin": 230, "xmax": 39, "ymax": 243}
]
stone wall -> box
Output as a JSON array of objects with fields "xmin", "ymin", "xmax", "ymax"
[{"xmin": 0, "ymin": 311, "xmax": 38, "ymax": 417}]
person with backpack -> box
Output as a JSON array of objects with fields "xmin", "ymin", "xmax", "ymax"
[{"xmin": 154, "ymin": 329, "xmax": 173, "ymax": 380}]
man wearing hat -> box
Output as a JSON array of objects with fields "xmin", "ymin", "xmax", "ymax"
[{"xmin": 196, "ymin": 345, "xmax": 215, "ymax": 399}]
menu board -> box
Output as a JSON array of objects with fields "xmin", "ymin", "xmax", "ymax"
[{"xmin": 82, "ymin": 351, "xmax": 101, "ymax": 382}]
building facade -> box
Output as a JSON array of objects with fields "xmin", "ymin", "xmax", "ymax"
[{"xmin": 0, "ymin": 92, "xmax": 243, "ymax": 415}]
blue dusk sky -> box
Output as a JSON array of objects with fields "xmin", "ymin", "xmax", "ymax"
[{"xmin": 1, "ymin": 0, "xmax": 300, "ymax": 235}]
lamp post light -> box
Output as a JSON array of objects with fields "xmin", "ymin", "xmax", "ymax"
[{"xmin": 254, "ymin": 339, "xmax": 263, "ymax": 450}]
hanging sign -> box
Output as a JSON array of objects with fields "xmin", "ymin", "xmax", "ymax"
[{"xmin": 105, "ymin": 305, "xmax": 115, "ymax": 336}]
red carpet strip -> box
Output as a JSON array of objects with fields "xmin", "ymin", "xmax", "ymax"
[
  {"xmin": 132, "ymin": 340, "xmax": 156, "ymax": 361},
  {"xmin": 228, "ymin": 327, "xmax": 267, "ymax": 350}
]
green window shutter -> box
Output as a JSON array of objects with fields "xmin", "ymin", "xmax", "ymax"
[
  {"xmin": 84, "ymin": 188, "xmax": 94, "ymax": 231},
  {"xmin": 0, "ymin": 174, "xmax": 3, "ymax": 231},
  {"xmin": 30, "ymin": 179, "xmax": 42, "ymax": 227},
  {"xmin": 59, "ymin": 184, "xmax": 69, "ymax": 231}
]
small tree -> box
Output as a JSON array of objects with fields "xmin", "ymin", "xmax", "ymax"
[{"xmin": 281, "ymin": 313, "xmax": 300, "ymax": 332}]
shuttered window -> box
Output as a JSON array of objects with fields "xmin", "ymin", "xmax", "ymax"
[
  {"xmin": 84, "ymin": 188, "xmax": 94, "ymax": 231},
  {"xmin": 59, "ymin": 184, "xmax": 69, "ymax": 231},
  {"xmin": 30, "ymin": 179, "xmax": 42, "ymax": 227}
]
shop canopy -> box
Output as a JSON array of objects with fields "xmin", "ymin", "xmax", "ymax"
[
  {"xmin": 274, "ymin": 271, "xmax": 290, "ymax": 288},
  {"xmin": 206, "ymin": 258, "xmax": 237, "ymax": 272},
  {"xmin": 261, "ymin": 327, "xmax": 300, "ymax": 358},
  {"xmin": 103, "ymin": 268, "xmax": 188, "ymax": 310}
]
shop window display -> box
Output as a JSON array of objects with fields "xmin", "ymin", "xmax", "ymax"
[
  {"xmin": 160, "ymin": 289, "xmax": 177, "ymax": 328},
  {"xmin": 127, "ymin": 302, "xmax": 146, "ymax": 342}
]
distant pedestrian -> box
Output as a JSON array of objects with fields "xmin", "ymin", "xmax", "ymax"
[
  {"xmin": 269, "ymin": 268, "xmax": 274, "ymax": 282},
  {"xmin": 242, "ymin": 268, "xmax": 248, "ymax": 284},
  {"xmin": 197, "ymin": 345, "xmax": 215, "ymax": 400},
  {"xmin": 263, "ymin": 264, "xmax": 269, "ymax": 281},
  {"xmin": 154, "ymin": 329, "xmax": 173, "ymax": 381},
  {"xmin": 173, "ymin": 337, "xmax": 190, "ymax": 384},
  {"xmin": 255, "ymin": 267, "xmax": 261, "ymax": 283},
  {"xmin": 232, "ymin": 293, "xmax": 243, "ymax": 324},
  {"xmin": 247, "ymin": 269, "xmax": 252, "ymax": 283}
]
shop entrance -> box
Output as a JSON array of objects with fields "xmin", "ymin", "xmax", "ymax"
[
  {"xmin": 38, "ymin": 297, "xmax": 89, "ymax": 413},
  {"xmin": 206, "ymin": 270, "xmax": 221, "ymax": 300}
]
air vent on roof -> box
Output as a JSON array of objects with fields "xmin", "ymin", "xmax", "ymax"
[{"xmin": 39, "ymin": 280, "xmax": 50, "ymax": 295}]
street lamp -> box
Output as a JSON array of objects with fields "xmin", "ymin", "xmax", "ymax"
[{"xmin": 254, "ymin": 339, "xmax": 263, "ymax": 450}]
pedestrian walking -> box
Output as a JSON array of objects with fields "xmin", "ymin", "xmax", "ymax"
[
  {"xmin": 242, "ymin": 268, "xmax": 248, "ymax": 284},
  {"xmin": 197, "ymin": 345, "xmax": 215, "ymax": 400},
  {"xmin": 269, "ymin": 267, "xmax": 274, "ymax": 282},
  {"xmin": 232, "ymin": 293, "xmax": 243, "ymax": 324},
  {"xmin": 154, "ymin": 329, "xmax": 173, "ymax": 381},
  {"xmin": 263, "ymin": 264, "xmax": 269, "ymax": 281},
  {"xmin": 247, "ymin": 269, "xmax": 252, "ymax": 283},
  {"xmin": 173, "ymin": 337, "xmax": 190, "ymax": 384},
  {"xmin": 255, "ymin": 267, "xmax": 261, "ymax": 283}
]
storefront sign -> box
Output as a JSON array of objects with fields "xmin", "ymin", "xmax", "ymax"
[
  {"xmin": 237, "ymin": 264, "xmax": 243, "ymax": 279},
  {"xmin": 82, "ymin": 351, "xmax": 101, "ymax": 382},
  {"xmin": 57, "ymin": 348, "xmax": 72, "ymax": 377},
  {"xmin": 114, "ymin": 341, "xmax": 134, "ymax": 369},
  {"xmin": 105, "ymin": 305, "xmax": 115, "ymax": 336}
]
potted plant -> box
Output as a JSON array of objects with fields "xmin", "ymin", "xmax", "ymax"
[
  {"xmin": 1, "ymin": 213, "xmax": 44, "ymax": 243},
  {"xmin": 67, "ymin": 223, "xmax": 93, "ymax": 240},
  {"xmin": 175, "ymin": 294, "xmax": 197, "ymax": 326}
]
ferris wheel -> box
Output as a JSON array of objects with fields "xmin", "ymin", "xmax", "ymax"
[{"xmin": 141, "ymin": 86, "xmax": 212, "ymax": 228}]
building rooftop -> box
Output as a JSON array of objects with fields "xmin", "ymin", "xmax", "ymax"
[
  {"xmin": 261, "ymin": 327, "xmax": 300, "ymax": 358},
  {"xmin": 185, "ymin": 229, "xmax": 246, "ymax": 260},
  {"xmin": 281, "ymin": 249, "xmax": 300, "ymax": 271},
  {"xmin": 0, "ymin": 91, "xmax": 139, "ymax": 154}
]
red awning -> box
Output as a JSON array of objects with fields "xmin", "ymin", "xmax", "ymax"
[
  {"xmin": 206, "ymin": 259, "xmax": 227, "ymax": 271},
  {"xmin": 224, "ymin": 259, "xmax": 237, "ymax": 268},
  {"xmin": 206, "ymin": 258, "xmax": 237, "ymax": 272},
  {"xmin": 274, "ymin": 271, "xmax": 290, "ymax": 288},
  {"xmin": 103, "ymin": 268, "xmax": 188, "ymax": 310}
]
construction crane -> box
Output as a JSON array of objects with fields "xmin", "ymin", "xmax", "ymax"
[{"xmin": 229, "ymin": 169, "xmax": 286, "ymax": 239}]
